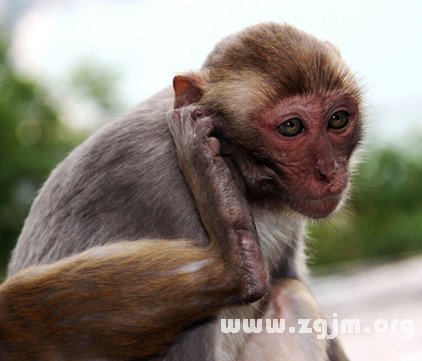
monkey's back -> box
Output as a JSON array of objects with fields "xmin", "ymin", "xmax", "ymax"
[{"xmin": 8, "ymin": 88, "xmax": 208, "ymax": 276}]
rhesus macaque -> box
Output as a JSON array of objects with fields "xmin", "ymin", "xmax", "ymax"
[{"xmin": 1, "ymin": 23, "xmax": 362, "ymax": 361}]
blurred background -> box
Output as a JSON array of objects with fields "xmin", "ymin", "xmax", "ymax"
[{"xmin": 0, "ymin": 0, "xmax": 421, "ymax": 360}]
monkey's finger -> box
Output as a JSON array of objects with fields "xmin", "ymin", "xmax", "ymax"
[{"xmin": 204, "ymin": 136, "xmax": 221, "ymax": 156}]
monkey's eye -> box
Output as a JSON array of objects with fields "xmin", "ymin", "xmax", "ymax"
[
  {"xmin": 328, "ymin": 111, "xmax": 350, "ymax": 130},
  {"xmin": 277, "ymin": 118, "xmax": 304, "ymax": 137}
]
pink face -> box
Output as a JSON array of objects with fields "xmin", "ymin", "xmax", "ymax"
[{"xmin": 257, "ymin": 92, "xmax": 361, "ymax": 218}]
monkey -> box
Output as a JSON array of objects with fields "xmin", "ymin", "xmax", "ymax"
[{"xmin": 2, "ymin": 22, "xmax": 362, "ymax": 361}]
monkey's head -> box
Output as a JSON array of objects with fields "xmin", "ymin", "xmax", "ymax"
[{"xmin": 173, "ymin": 23, "xmax": 363, "ymax": 219}]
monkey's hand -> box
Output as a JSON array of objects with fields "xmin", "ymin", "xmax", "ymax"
[{"xmin": 167, "ymin": 105, "xmax": 269, "ymax": 303}]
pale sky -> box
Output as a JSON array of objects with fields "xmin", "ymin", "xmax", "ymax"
[{"xmin": 7, "ymin": 0, "xmax": 422, "ymax": 144}]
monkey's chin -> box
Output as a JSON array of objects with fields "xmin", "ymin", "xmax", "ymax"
[{"xmin": 288, "ymin": 195, "xmax": 342, "ymax": 219}]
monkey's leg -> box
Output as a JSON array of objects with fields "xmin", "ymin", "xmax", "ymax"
[
  {"xmin": 237, "ymin": 278, "xmax": 349, "ymax": 361},
  {"xmin": 0, "ymin": 106, "xmax": 267, "ymax": 361},
  {"xmin": 0, "ymin": 240, "xmax": 225, "ymax": 361}
]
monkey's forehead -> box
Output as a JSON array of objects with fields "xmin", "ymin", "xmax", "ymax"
[
  {"xmin": 202, "ymin": 23, "xmax": 361, "ymax": 101},
  {"xmin": 201, "ymin": 70, "xmax": 361, "ymax": 124}
]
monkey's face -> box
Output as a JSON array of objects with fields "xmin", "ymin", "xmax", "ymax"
[{"xmin": 231, "ymin": 91, "xmax": 361, "ymax": 219}]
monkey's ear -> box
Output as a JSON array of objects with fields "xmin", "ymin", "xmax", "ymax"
[{"xmin": 173, "ymin": 73, "xmax": 205, "ymax": 109}]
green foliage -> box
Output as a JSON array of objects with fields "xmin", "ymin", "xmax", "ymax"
[
  {"xmin": 310, "ymin": 147, "xmax": 422, "ymax": 266},
  {"xmin": 68, "ymin": 57, "xmax": 124, "ymax": 115},
  {"xmin": 0, "ymin": 35, "xmax": 81, "ymax": 276}
]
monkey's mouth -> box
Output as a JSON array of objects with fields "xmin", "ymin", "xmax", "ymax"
[{"xmin": 288, "ymin": 193, "xmax": 343, "ymax": 219}]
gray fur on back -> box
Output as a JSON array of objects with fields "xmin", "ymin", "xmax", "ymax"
[{"xmin": 8, "ymin": 88, "xmax": 208, "ymax": 275}]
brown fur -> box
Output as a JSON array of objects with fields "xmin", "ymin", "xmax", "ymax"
[
  {"xmin": 201, "ymin": 23, "xmax": 361, "ymax": 118},
  {"xmin": 1, "ymin": 241, "xmax": 228, "ymax": 360}
]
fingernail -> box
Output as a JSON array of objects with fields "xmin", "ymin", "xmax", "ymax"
[{"xmin": 193, "ymin": 110, "xmax": 203, "ymax": 119}]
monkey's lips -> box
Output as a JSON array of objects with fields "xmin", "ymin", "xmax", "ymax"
[{"xmin": 288, "ymin": 192, "xmax": 343, "ymax": 219}]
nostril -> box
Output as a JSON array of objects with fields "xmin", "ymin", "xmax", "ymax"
[
  {"xmin": 315, "ymin": 168, "xmax": 327, "ymax": 182},
  {"xmin": 315, "ymin": 168, "xmax": 334, "ymax": 183},
  {"xmin": 316, "ymin": 169, "xmax": 323, "ymax": 180}
]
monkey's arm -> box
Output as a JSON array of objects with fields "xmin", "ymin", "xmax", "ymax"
[
  {"xmin": 0, "ymin": 106, "xmax": 267, "ymax": 361},
  {"xmin": 167, "ymin": 105, "xmax": 268, "ymax": 298}
]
